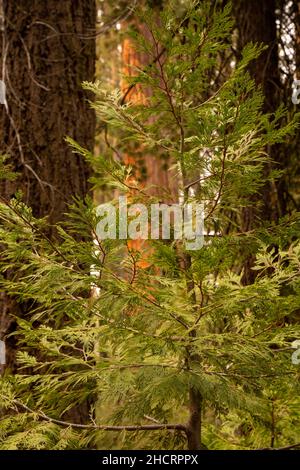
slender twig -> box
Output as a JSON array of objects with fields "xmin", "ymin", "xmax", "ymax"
[
  {"xmin": 259, "ymin": 442, "xmax": 300, "ymax": 451},
  {"xmin": 184, "ymin": 173, "xmax": 216, "ymax": 191},
  {"xmin": 27, "ymin": 1, "xmax": 138, "ymax": 41},
  {"xmin": 205, "ymin": 134, "xmax": 227, "ymax": 221},
  {"xmin": 13, "ymin": 400, "xmax": 186, "ymax": 433},
  {"xmin": 270, "ymin": 397, "xmax": 276, "ymax": 448},
  {"xmin": 120, "ymin": 46, "xmax": 166, "ymax": 106}
]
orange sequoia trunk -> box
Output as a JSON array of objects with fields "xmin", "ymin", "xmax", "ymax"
[{"xmin": 121, "ymin": 21, "xmax": 177, "ymax": 268}]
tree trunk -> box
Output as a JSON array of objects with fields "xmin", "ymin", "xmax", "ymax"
[
  {"xmin": 186, "ymin": 388, "xmax": 203, "ymax": 450},
  {"xmin": 121, "ymin": 21, "xmax": 177, "ymax": 202},
  {"xmin": 232, "ymin": 0, "xmax": 285, "ymax": 284},
  {"xmin": 0, "ymin": 0, "xmax": 95, "ymax": 224},
  {"xmin": 0, "ymin": 1, "xmax": 96, "ymax": 425},
  {"xmin": 121, "ymin": 14, "xmax": 177, "ymax": 267},
  {"xmin": 294, "ymin": 1, "xmax": 300, "ymax": 77}
]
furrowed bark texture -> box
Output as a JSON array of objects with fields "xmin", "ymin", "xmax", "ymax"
[{"xmin": 0, "ymin": 2, "xmax": 96, "ymax": 426}]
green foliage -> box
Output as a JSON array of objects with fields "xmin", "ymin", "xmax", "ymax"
[
  {"xmin": 0, "ymin": 155, "xmax": 17, "ymax": 182},
  {"xmin": 0, "ymin": 0, "xmax": 299, "ymax": 450}
]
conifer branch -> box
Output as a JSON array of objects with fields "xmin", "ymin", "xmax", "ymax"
[{"xmin": 13, "ymin": 400, "xmax": 186, "ymax": 433}]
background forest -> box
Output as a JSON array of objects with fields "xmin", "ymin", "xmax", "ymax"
[{"xmin": 0, "ymin": 0, "xmax": 300, "ymax": 451}]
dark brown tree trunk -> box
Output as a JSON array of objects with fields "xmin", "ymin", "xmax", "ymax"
[
  {"xmin": 294, "ymin": 1, "xmax": 300, "ymax": 76},
  {"xmin": 0, "ymin": 0, "xmax": 96, "ymax": 424},
  {"xmin": 0, "ymin": 0, "xmax": 95, "ymax": 223},
  {"xmin": 186, "ymin": 388, "xmax": 203, "ymax": 450},
  {"xmin": 232, "ymin": 0, "xmax": 285, "ymax": 284},
  {"xmin": 233, "ymin": 1, "xmax": 281, "ymax": 114}
]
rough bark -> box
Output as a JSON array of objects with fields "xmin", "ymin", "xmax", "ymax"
[
  {"xmin": 0, "ymin": 0, "xmax": 96, "ymax": 425},
  {"xmin": 232, "ymin": 0, "xmax": 285, "ymax": 284},
  {"xmin": 120, "ymin": 15, "xmax": 177, "ymax": 267},
  {"xmin": 0, "ymin": 0, "xmax": 95, "ymax": 224},
  {"xmin": 121, "ymin": 22, "xmax": 177, "ymax": 202},
  {"xmin": 295, "ymin": 1, "xmax": 300, "ymax": 77},
  {"xmin": 186, "ymin": 388, "xmax": 203, "ymax": 450}
]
